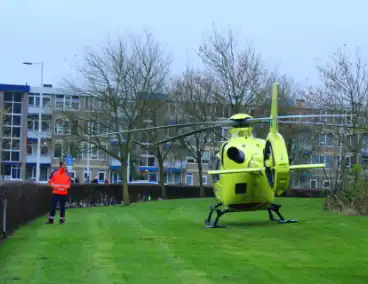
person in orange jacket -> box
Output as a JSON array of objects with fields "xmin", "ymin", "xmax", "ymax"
[{"xmin": 46, "ymin": 161, "xmax": 71, "ymax": 224}]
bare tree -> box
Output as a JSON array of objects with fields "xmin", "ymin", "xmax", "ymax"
[
  {"xmin": 62, "ymin": 30, "xmax": 172, "ymax": 205},
  {"xmin": 308, "ymin": 46, "xmax": 368, "ymax": 213},
  {"xmin": 197, "ymin": 26, "xmax": 268, "ymax": 114},
  {"xmin": 172, "ymin": 69, "xmax": 218, "ymax": 196},
  {"xmin": 132, "ymin": 94, "xmax": 176, "ymax": 197}
]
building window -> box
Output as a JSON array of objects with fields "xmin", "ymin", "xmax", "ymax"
[
  {"xmin": 55, "ymin": 119, "xmax": 71, "ymax": 135},
  {"xmin": 11, "ymin": 165, "xmax": 21, "ymax": 179},
  {"xmin": 186, "ymin": 156, "xmax": 195, "ymax": 163},
  {"xmin": 185, "ymin": 173, "xmax": 193, "ymax": 185},
  {"xmin": 91, "ymin": 145, "xmax": 98, "ymax": 160},
  {"xmin": 4, "ymin": 91, "xmax": 22, "ymax": 104},
  {"xmin": 54, "ymin": 143, "xmax": 62, "ymax": 158},
  {"xmin": 98, "ymin": 171, "xmax": 106, "ymax": 181},
  {"xmin": 84, "ymin": 121, "xmax": 100, "ymax": 135},
  {"xmin": 202, "ymin": 151, "xmax": 210, "ymax": 164},
  {"xmin": 140, "ymin": 156, "xmax": 155, "ymax": 166},
  {"xmin": 27, "ymin": 117, "xmax": 51, "ymax": 132},
  {"xmin": 84, "ymin": 169, "xmax": 91, "ymax": 181},
  {"xmin": 68, "ymin": 171, "xmax": 76, "ymax": 181},
  {"xmin": 55, "ymin": 95, "xmax": 80, "ymax": 110},
  {"xmin": 28, "ymin": 94, "xmax": 51, "ymax": 107},
  {"xmin": 202, "ymin": 175, "xmax": 208, "ymax": 185},
  {"xmin": 26, "ymin": 141, "xmax": 48, "ymax": 156},
  {"xmin": 2, "ymin": 151, "xmax": 20, "ymax": 162},
  {"xmin": 81, "ymin": 143, "xmax": 105, "ymax": 160},
  {"xmin": 310, "ymin": 179, "xmax": 317, "ymax": 188},
  {"xmin": 360, "ymin": 155, "xmax": 368, "ymax": 167},
  {"xmin": 40, "ymin": 166, "xmax": 48, "ymax": 181}
]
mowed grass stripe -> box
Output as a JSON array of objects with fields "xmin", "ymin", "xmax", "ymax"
[
  {"xmin": 0, "ymin": 217, "xmax": 78, "ymax": 283},
  {"xmin": 1, "ymin": 198, "xmax": 368, "ymax": 284},
  {"xmin": 124, "ymin": 211, "xmax": 213, "ymax": 284},
  {"xmin": 129, "ymin": 198, "xmax": 368, "ymax": 284}
]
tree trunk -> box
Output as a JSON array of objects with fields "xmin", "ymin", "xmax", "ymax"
[
  {"xmin": 121, "ymin": 159, "xmax": 130, "ymax": 205},
  {"xmin": 197, "ymin": 151, "xmax": 204, "ymax": 197},
  {"xmin": 157, "ymin": 158, "xmax": 166, "ymax": 198}
]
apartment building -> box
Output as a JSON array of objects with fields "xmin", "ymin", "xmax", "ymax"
[
  {"xmin": 0, "ymin": 83, "xmax": 214, "ymax": 185},
  {"xmin": 2, "ymin": 82, "xmax": 363, "ymax": 188},
  {"xmin": 0, "ymin": 84, "xmax": 29, "ymax": 180}
]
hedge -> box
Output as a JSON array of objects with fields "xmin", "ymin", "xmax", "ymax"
[{"xmin": 0, "ymin": 182, "xmax": 325, "ymax": 241}]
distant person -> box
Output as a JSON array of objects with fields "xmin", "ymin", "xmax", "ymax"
[
  {"xmin": 104, "ymin": 179, "xmax": 109, "ymax": 184},
  {"xmin": 75, "ymin": 177, "xmax": 80, "ymax": 184},
  {"xmin": 46, "ymin": 161, "xmax": 71, "ymax": 224},
  {"xmin": 91, "ymin": 176, "xmax": 99, "ymax": 183}
]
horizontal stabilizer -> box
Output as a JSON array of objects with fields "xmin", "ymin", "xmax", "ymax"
[
  {"xmin": 289, "ymin": 164, "xmax": 325, "ymax": 170},
  {"xmin": 208, "ymin": 168, "xmax": 263, "ymax": 175}
]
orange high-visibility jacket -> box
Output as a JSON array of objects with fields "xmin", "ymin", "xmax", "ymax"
[{"xmin": 48, "ymin": 169, "xmax": 71, "ymax": 195}]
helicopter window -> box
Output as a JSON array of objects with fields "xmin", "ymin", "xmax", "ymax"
[
  {"xmin": 221, "ymin": 142, "xmax": 228, "ymax": 166},
  {"xmin": 211, "ymin": 157, "xmax": 220, "ymax": 182}
]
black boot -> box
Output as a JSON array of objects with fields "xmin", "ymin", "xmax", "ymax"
[
  {"xmin": 45, "ymin": 219, "xmax": 54, "ymax": 224},
  {"xmin": 59, "ymin": 219, "xmax": 65, "ymax": 224}
]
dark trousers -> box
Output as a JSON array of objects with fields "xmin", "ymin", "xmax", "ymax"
[{"xmin": 48, "ymin": 194, "xmax": 67, "ymax": 222}]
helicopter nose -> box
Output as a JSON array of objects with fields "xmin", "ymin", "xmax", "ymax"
[{"xmin": 227, "ymin": 147, "xmax": 245, "ymax": 164}]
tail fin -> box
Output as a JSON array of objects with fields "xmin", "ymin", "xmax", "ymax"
[{"xmin": 270, "ymin": 82, "xmax": 279, "ymax": 134}]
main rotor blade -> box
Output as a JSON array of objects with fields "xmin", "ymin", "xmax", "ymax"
[
  {"xmin": 156, "ymin": 125, "xmax": 222, "ymax": 145},
  {"xmin": 91, "ymin": 120, "xmax": 233, "ymax": 137},
  {"xmin": 278, "ymin": 120, "xmax": 355, "ymax": 128},
  {"xmin": 277, "ymin": 114, "xmax": 353, "ymax": 120}
]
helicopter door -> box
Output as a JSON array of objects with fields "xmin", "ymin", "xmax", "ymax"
[
  {"xmin": 211, "ymin": 156, "xmax": 220, "ymax": 183},
  {"xmin": 263, "ymin": 132, "xmax": 290, "ymax": 195}
]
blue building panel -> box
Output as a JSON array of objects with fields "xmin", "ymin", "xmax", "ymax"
[
  {"xmin": 3, "ymin": 162, "xmax": 22, "ymax": 166},
  {"xmin": 25, "ymin": 163, "xmax": 51, "ymax": 166},
  {"xmin": 165, "ymin": 168, "xmax": 181, "ymax": 173},
  {"xmin": 139, "ymin": 166, "xmax": 158, "ymax": 172},
  {"xmin": 0, "ymin": 84, "xmax": 30, "ymax": 92}
]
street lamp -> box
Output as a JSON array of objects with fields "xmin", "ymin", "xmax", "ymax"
[{"xmin": 23, "ymin": 61, "xmax": 44, "ymax": 183}]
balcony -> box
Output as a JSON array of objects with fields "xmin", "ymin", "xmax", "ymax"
[
  {"xmin": 110, "ymin": 158, "xmax": 121, "ymax": 167},
  {"xmin": 164, "ymin": 160, "xmax": 187, "ymax": 172},
  {"xmin": 27, "ymin": 130, "xmax": 52, "ymax": 139},
  {"xmin": 26, "ymin": 155, "xmax": 52, "ymax": 164},
  {"xmin": 28, "ymin": 105, "xmax": 53, "ymax": 115}
]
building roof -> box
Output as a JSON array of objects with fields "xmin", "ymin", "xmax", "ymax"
[{"xmin": 0, "ymin": 84, "xmax": 30, "ymax": 92}]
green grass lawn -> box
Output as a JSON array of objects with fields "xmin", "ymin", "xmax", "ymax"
[{"xmin": 0, "ymin": 197, "xmax": 367, "ymax": 284}]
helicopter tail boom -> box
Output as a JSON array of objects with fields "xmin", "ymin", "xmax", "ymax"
[
  {"xmin": 208, "ymin": 168, "xmax": 263, "ymax": 175},
  {"xmin": 289, "ymin": 164, "xmax": 325, "ymax": 170},
  {"xmin": 208, "ymin": 163, "xmax": 325, "ymax": 175}
]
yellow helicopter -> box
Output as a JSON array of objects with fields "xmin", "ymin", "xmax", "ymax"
[{"xmin": 94, "ymin": 82, "xmax": 351, "ymax": 228}]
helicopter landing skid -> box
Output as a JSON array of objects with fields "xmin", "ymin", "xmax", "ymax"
[
  {"xmin": 267, "ymin": 203, "xmax": 298, "ymax": 224},
  {"xmin": 204, "ymin": 203, "xmax": 229, "ymax": 228}
]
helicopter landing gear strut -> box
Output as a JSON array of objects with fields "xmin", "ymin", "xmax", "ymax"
[
  {"xmin": 204, "ymin": 203, "xmax": 229, "ymax": 228},
  {"xmin": 267, "ymin": 203, "xmax": 298, "ymax": 224}
]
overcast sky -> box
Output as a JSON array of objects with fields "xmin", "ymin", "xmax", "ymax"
[{"xmin": 0, "ymin": 0, "xmax": 366, "ymax": 90}]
